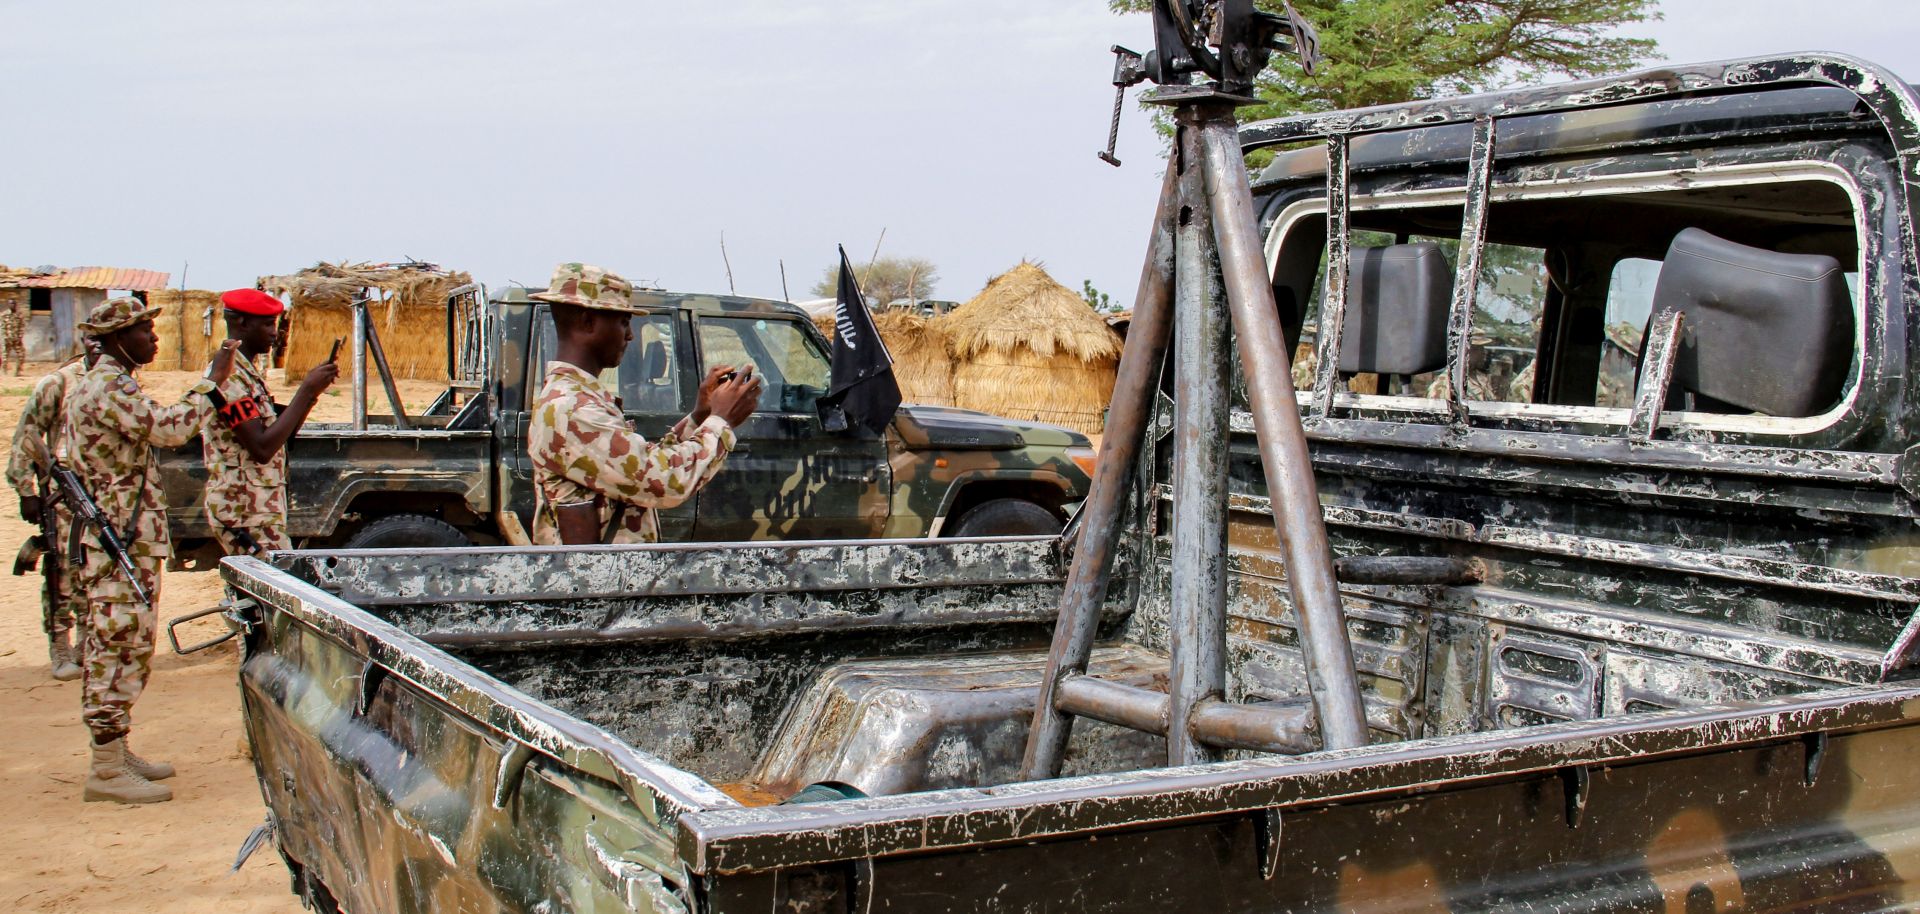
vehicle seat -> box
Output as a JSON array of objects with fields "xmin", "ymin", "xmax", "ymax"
[
  {"xmin": 1643, "ymin": 228, "xmax": 1853, "ymax": 417},
  {"xmin": 628, "ymin": 340, "xmax": 674, "ymax": 412},
  {"xmin": 1340, "ymin": 243, "xmax": 1453, "ymax": 376}
]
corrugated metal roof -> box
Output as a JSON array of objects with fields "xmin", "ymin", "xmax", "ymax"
[{"xmin": 18, "ymin": 267, "xmax": 172, "ymax": 291}]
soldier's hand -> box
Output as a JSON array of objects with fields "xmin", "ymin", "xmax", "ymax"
[
  {"xmin": 301, "ymin": 360, "xmax": 339, "ymax": 391},
  {"xmin": 710, "ymin": 366, "xmax": 762, "ymax": 428},
  {"xmin": 209, "ymin": 339, "xmax": 241, "ymax": 385},
  {"xmin": 18, "ymin": 495, "xmax": 41, "ymax": 522},
  {"xmin": 692, "ymin": 365, "xmax": 737, "ymax": 424}
]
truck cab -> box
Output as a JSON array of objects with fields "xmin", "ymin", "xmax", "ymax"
[{"xmin": 492, "ymin": 287, "xmax": 1095, "ymax": 543}]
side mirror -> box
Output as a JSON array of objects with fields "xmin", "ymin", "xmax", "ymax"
[{"xmin": 819, "ymin": 401, "xmax": 849, "ymax": 432}]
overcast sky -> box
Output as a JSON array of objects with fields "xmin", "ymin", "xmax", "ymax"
[{"xmin": 2, "ymin": 1, "xmax": 1915, "ymax": 306}]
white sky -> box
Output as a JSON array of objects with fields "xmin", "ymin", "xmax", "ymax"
[{"xmin": 2, "ymin": 1, "xmax": 1915, "ymax": 305}]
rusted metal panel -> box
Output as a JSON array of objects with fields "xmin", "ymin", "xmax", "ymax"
[{"xmin": 17, "ymin": 266, "xmax": 171, "ymax": 290}]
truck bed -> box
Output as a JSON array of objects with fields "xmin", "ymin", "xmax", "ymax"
[{"xmin": 222, "ymin": 534, "xmax": 1920, "ymax": 913}]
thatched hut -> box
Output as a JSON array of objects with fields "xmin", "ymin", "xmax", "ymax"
[
  {"xmin": 811, "ymin": 306, "xmax": 961, "ymax": 408},
  {"xmin": 940, "ymin": 262, "xmax": 1122, "ymax": 435},
  {"xmin": 261, "ymin": 261, "xmax": 471, "ymax": 380},
  {"xmin": 873, "ymin": 309, "xmax": 957, "ymax": 407}
]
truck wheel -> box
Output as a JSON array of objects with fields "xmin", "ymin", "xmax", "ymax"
[
  {"xmin": 950, "ymin": 499, "xmax": 1062, "ymax": 537},
  {"xmin": 343, "ymin": 513, "xmax": 471, "ymax": 550}
]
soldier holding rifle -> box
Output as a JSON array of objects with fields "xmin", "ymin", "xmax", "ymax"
[
  {"xmin": 60, "ymin": 297, "xmax": 238, "ymax": 805},
  {"xmin": 7, "ymin": 339, "xmax": 99, "ymax": 681},
  {"xmin": 526, "ymin": 262, "xmax": 760, "ymax": 545}
]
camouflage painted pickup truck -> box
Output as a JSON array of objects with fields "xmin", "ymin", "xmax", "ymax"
[
  {"xmin": 159, "ymin": 288, "xmax": 1094, "ymax": 565},
  {"xmin": 218, "ymin": 53, "xmax": 1920, "ymax": 912}
]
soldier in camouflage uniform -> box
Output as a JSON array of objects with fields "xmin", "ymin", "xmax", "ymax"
[
  {"xmin": 2, "ymin": 291, "xmax": 25, "ymax": 376},
  {"xmin": 64, "ymin": 297, "xmax": 237, "ymax": 804},
  {"xmin": 527, "ymin": 263, "xmax": 760, "ymax": 545},
  {"xmin": 7, "ymin": 341, "xmax": 99, "ymax": 681},
  {"xmin": 200, "ymin": 289, "xmax": 337, "ymax": 556}
]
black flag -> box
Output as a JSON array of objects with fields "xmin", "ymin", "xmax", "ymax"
[{"xmin": 819, "ymin": 245, "xmax": 902, "ymax": 435}]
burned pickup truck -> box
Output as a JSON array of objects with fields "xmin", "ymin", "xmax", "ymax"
[{"xmin": 219, "ymin": 47, "xmax": 1920, "ymax": 914}]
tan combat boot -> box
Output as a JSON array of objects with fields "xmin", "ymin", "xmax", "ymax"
[
  {"xmin": 83, "ymin": 739, "xmax": 173, "ymax": 804},
  {"xmin": 123, "ymin": 743, "xmax": 176, "ymax": 781},
  {"xmin": 48, "ymin": 635, "xmax": 81, "ymax": 682}
]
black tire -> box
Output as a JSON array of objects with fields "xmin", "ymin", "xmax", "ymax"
[
  {"xmin": 949, "ymin": 498, "xmax": 1062, "ymax": 537},
  {"xmin": 342, "ymin": 513, "xmax": 471, "ymax": 550}
]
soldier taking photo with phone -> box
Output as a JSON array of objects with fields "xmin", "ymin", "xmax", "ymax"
[
  {"xmin": 200, "ymin": 288, "xmax": 338, "ymax": 558},
  {"xmin": 526, "ymin": 262, "xmax": 761, "ymax": 546}
]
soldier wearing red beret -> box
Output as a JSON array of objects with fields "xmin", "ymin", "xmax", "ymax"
[{"xmin": 200, "ymin": 289, "xmax": 337, "ymax": 559}]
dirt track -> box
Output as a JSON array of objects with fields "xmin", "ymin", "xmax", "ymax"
[{"xmin": 0, "ymin": 364, "xmax": 441, "ymax": 913}]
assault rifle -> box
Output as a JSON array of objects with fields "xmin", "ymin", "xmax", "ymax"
[
  {"xmin": 20, "ymin": 435, "xmax": 151, "ymax": 607},
  {"xmin": 11, "ymin": 475, "xmax": 61, "ymax": 628}
]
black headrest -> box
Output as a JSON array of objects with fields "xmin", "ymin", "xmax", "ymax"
[
  {"xmin": 642, "ymin": 340, "xmax": 668, "ymax": 382},
  {"xmin": 1339, "ymin": 243, "xmax": 1453, "ymax": 376},
  {"xmin": 1651, "ymin": 228, "xmax": 1853, "ymax": 417}
]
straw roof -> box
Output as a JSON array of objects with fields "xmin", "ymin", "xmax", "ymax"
[
  {"xmin": 939, "ymin": 262, "xmax": 1122, "ymax": 435},
  {"xmin": 259, "ymin": 260, "xmax": 471, "ymax": 312},
  {"xmin": 943, "ymin": 262, "xmax": 1123, "ymax": 363}
]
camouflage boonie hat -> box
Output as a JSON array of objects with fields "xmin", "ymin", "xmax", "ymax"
[
  {"xmin": 528, "ymin": 262, "xmax": 648, "ymax": 315},
  {"xmin": 77, "ymin": 297, "xmax": 162, "ymax": 337}
]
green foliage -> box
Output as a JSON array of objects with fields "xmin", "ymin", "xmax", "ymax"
[
  {"xmin": 1082, "ymin": 280, "xmax": 1117, "ymax": 313},
  {"xmin": 810, "ymin": 256, "xmax": 940, "ymax": 307},
  {"xmin": 1110, "ymin": 0, "xmax": 1659, "ymax": 122}
]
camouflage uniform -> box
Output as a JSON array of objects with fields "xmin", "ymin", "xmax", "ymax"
[
  {"xmin": 6, "ymin": 358, "xmax": 89, "ymax": 652},
  {"xmin": 529, "ymin": 362, "xmax": 735, "ymax": 544},
  {"xmin": 1428, "ymin": 370, "xmax": 1497, "ymax": 399},
  {"xmin": 524, "ymin": 262, "xmax": 737, "ymax": 545},
  {"xmin": 2, "ymin": 294, "xmax": 25, "ymax": 374},
  {"xmin": 64, "ymin": 351, "xmax": 213, "ymax": 744},
  {"xmin": 201, "ymin": 356, "xmax": 290, "ymax": 555}
]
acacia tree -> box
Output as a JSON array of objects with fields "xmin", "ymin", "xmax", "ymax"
[
  {"xmin": 810, "ymin": 256, "xmax": 940, "ymax": 307},
  {"xmin": 1111, "ymin": 0, "xmax": 1659, "ymax": 121}
]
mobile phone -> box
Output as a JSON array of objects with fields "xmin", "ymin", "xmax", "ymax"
[
  {"xmin": 716, "ymin": 370, "xmax": 738, "ymax": 384},
  {"xmin": 327, "ymin": 338, "xmax": 344, "ymax": 363}
]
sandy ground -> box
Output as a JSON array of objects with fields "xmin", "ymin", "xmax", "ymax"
[{"xmin": 0, "ymin": 362, "xmax": 444, "ymax": 914}]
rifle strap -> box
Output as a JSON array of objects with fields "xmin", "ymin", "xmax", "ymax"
[{"xmin": 599, "ymin": 497, "xmax": 629, "ymax": 545}]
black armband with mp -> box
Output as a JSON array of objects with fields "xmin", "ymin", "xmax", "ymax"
[{"xmin": 207, "ymin": 389, "xmax": 263, "ymax": 428}]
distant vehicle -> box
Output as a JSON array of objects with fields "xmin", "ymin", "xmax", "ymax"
[{"xmin": 158, "ymin": 287, "xmax": 1095, "ymax": 565}]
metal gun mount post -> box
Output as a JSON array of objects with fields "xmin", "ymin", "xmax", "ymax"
[
  {"xmin": 1165, "ymin": 111, "xmax": 1233, "ymax": 766},
  {"xmin": 351, "ymin": 299, "xmax": 368, "ymax": 430},
  {"xmin": 1022, "ymin": 0, "xmax": 1363, "ymax": 781},
  {"xmin": 350, "ymin": 296, "xmax": 413, "ymax": 431}
]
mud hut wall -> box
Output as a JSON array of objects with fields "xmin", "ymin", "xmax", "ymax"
[
  {"xmin": 285, "ymin": 301, "xmax": 448, "ymax": 380},
  {"xmin": 147, "ymin": 290, "xmax": 224, "ymax": 371}
]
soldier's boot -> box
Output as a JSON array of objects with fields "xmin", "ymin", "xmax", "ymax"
[
  {"xmin": 83, "ymin": 739, "xmax": 173, "ymax": 804},
  {"xmin": 48, "ymin": 635, "xmax": 82, "ymax": 682},
  {"xmin": 124, "ymin": 743, "xmax": 177, "ymax": 781}
]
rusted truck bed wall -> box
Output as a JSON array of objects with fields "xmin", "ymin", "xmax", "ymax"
[
  {"xmin": 276, "ymin": 536, "xmax": 1131, "ymax": 781},
  {"xmin": 1116, "ymin": 424, "xmax": 1917, "ymax": 744},
  {"xmin": 688, "ymin": 702, "xmax": 1920, "ymax": 912}
]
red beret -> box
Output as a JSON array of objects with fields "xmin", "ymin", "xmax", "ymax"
[{"xmin": 221, "ymin": 288, "xmax": 285, "ymax": 316}]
